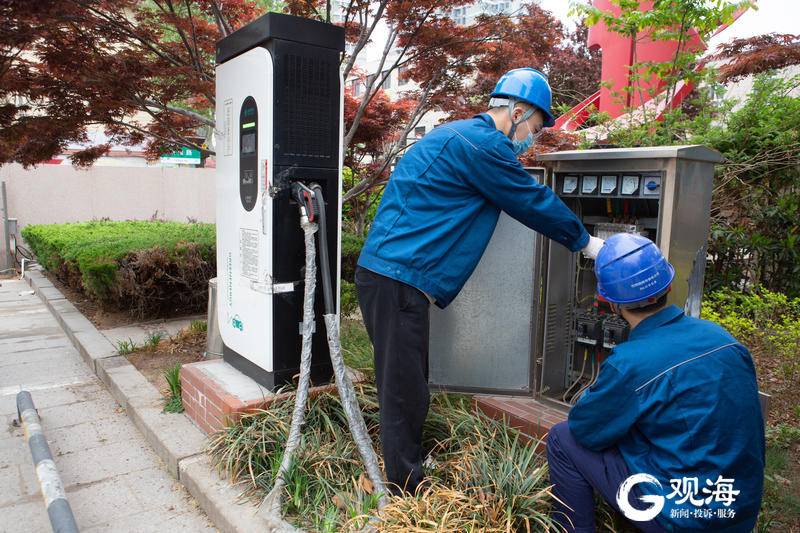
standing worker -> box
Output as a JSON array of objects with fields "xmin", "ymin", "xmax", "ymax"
[
  {"xmin": 355, "ymin": 68, "xmax": 603, "ymax": 494},
  {"xmin": 547, "ymin": 233, "xmax": 765, "ymax": 532}
]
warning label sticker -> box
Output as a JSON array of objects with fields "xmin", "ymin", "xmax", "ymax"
[
  {"xmin": 223, "ymin": 99, "xmax": 233, "ymax": 157},
  {"xmin": 239, "ymin": 228, "xmax": 259, "ymax": 280}
]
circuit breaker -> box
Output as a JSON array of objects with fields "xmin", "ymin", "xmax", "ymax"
[
  {"xmin": 428, "ymin": 146, "xmax": 721, "ymax": 411},
  {"xmin": 215, "ymin": 13, "xmax": 344, "ymax": 389}
]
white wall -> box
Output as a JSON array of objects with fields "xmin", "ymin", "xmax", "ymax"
[{"xmin": 0, "ymin": 164, "xmax": 216, "ymax": 239}]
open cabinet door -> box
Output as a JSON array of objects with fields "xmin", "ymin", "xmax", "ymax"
[{"xmin": 428, "ymin": 168, "xmax": 547, "ymax": 395}]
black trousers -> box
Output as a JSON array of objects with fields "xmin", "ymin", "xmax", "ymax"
[{"xmin": 355, "ymin": 266, "xmax": 430, "ymax": 495}]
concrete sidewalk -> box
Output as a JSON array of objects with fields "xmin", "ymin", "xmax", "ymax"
[{"xmin": 0, "ymin": 278, "xmax": 216, "ymax": 532}]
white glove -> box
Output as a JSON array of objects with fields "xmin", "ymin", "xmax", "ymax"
[{"xmin": 582, "ymin": 236, "xmax": 605, "ymax": 260}]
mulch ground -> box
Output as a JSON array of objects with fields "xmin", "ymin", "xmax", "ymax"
[
  {"xmin": 41, "ymin": 269, "xmax": 202, "ymax": 330},
  {"xmin": 126, "ymin": 329, "xmax": 205, "ymax": 396},
  {"xmin": 751, "ymin": 345, "xmax": 800, "ymax": 428}
]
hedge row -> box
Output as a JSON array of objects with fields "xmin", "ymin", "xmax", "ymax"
[
  {"xmin": 22, "ymin": 221, "xmax": 366, "ymax": 319},
  {"xmin": 22, "ymin": 221, "xmax": 216, "ymax": 317}
]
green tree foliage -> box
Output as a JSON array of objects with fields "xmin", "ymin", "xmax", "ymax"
[
  {"xmin": 572, "ymin": 0, "xmax": 752, "ymax": 134},
  {"xmin": 595, "ymin": 73, "xmax": 800, "ymax": 296},
  {"xmin": 573, "ymin": 1, "xmax": 799, "ymax": 296},
  {"xmin": 696, "ymin": 75, "xmax": 800, "ymax": 296}
]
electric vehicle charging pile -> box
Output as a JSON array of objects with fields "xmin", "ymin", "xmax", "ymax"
[
  {"xmin": 215, "ymin": 13, "xmax": 344, "ymax": 390},
  {"xmin": 214, "ymin": 15, "xmax": 387, "ymax": 510}
]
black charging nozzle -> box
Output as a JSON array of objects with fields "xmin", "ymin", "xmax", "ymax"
[
  {"xmin": 289, "ymin": 181, "xmax": 335, "ymax": 315},
  {"xmin": 291, "ymin": 181, "xmax": 317, "ymax": 222}
]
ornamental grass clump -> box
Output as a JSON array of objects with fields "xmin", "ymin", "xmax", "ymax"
[{"xmin": 208, "ymin": 385, "xmax": 562, "ymax": 532}]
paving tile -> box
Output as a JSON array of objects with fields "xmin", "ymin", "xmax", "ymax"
[{"xmin": 0, "ymin": 279, "xmax": 215, "ymax": 531}]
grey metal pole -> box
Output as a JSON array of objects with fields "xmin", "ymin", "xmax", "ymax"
[
  {"xmin": 1, "ymin": 181, "xmax": 12, "ymax": 271},
  {"xmin": 16, "ymin": 391, "xmax": 80, "ymax": 533}
]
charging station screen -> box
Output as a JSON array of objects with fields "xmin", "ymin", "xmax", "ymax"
[
  {"xmin": 239, "ymin": 96, "xmax": 258, "ymax": 212},
  {"xmin": 241, "ymin": 132, "xmax": 256, "ymax": 154}
]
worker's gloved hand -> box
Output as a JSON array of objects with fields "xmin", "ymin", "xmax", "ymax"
[{"xmin": 582, "ymin": 236, "xmax": 605, "ymax": 260}]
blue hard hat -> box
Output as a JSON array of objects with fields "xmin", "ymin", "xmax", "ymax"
[
  {"xmin": 491, "ymin": 68, "xmax": 555, "ymax": 127},
  {"xmin": 595, "ymin": 233, "xmax": 675, "ymax": 306}
]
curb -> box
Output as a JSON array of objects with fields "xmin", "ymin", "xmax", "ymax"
[
  {"xmin": 180, "ymin": 455, "xmax": 289, "ymax": 533},
  {"xmin": 24, "ymin": 268, "xmax": 283, "ymax": 533}
]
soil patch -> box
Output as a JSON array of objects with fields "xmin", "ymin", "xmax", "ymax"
[
  {"xmin": 751, "ymin": 345, "xmax": 800, "ymax": 427},
  {"xmin": 126, "ymin": 329, "xmax": 205, "ymax": 396},
  {"xmin": 42, "ymin": 269, "xmax": 202, "ymax": 330}
]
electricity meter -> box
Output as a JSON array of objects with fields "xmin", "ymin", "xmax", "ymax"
[
  {"xmin": 600, "ymin": 175, "xmax": 617, "ymax": 194},
  {"xmin": 563, "ymin": 175, "xmax": 578, "ymax": 194},
  {"xmin": 621, "ymin": 175, "xmax": 639, "ymax": 195},
  {"xmin": 581, "ymin": 175, "xmax": 598, "ymax": 194}
]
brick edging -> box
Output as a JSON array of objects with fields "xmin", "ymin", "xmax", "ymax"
[
  {"xmin": 180, "ymin": 361, "xmax": 341, "ymax": 434},
  {"xmin": 24, "ymin": 267, "xmax": 288, "ymax": 533},
  {"xmin": 473, "ymin": 395, "xmax": 567, "ymax": 446}
]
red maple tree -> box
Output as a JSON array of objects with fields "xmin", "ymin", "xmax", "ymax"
[
  {"xmin": 710, "ymin": 33, "xmax": 800, "ymax": 82},
  {"xmin": 1, "ymin": 0, "xmax": 599, "ymax": 217}
]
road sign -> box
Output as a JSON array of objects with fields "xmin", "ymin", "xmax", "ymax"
[{"xmin": 160, "ymin": 147, "xmax": 201, "ymax": 165}]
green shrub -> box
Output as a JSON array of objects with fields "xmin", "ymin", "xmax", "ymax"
[
  {"xmin": 702, "ymin": 287, "xmax": 800, "ymax": 379},
  {"xmin": 340, "ymin": 319, "xmax": 374, "ymax": 373},
  {"xmin": 143, "ymin": 331, "xmax": 164, "ymax": 351},
  {"xmin": 340, "ymin": 231, "xmax": 365, "ymax": 283},
  {"xmin": 22, "ymin": 220, "xmax": 215, "ymax": 317},
  {"xmin": 22, "ymin": 221, "xmax": 368, "ymax": 321},
  {"xmin": 340, "ymin": 280, "xmax": 358, "ymax": 317},
  {"xmin": 698, "ymin": 75, "xmax": 800, "ymax": 298},
  {"xmin": 189, "ymin": 319, "xmax": 208, "ymax": 333},
  {"xmin": 116, "ymin": 338, "xmax": 138, "ymax": 355},
  {"xmin": 208, "ymin": 386, "xmax": 558, "ymax": 532},
  {"xmin": 765, "ymin": 424, "xmax": 800, "ymax": 449}
]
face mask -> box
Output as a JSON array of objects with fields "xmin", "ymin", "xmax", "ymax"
[{"xmin": 511, "ymin": 120, "xmax": 536, "ymax": 155}]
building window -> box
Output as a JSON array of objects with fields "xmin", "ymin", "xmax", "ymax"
[
  {"xmin": 451, "ymin": 7, "xmax": 467, "ymax": 25},
  {"xmin": 398, "ymin": 66, "xmax": 409, "ymax": 86},
  {"xmin": 414, "ymin": 126, "xmax": 426, "ymax": 139},
  {"xmin": 366, "ymin": 73, "xmax": 377, "ymax": 89},
  {"xmin": 381, "ymin": 70, "xmax": 392, "ymax": 90}
]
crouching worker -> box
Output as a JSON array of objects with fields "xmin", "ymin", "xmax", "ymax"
[{"xmin": 547, "ymin": 233, "xmax": 765, "ymax": 533}]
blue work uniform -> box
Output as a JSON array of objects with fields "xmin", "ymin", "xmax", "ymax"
[
  {"xmin": 357, "ymin": 113, "xmax": 589, "ymax": 307},
  {"xmin": 568, "ymin": 305, "xmax": 765, "ymax": 532}
]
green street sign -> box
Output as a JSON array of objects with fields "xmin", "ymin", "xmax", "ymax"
[{"xmin": 160, "ymin": 147, "xmax": 201, "ymax": 165}]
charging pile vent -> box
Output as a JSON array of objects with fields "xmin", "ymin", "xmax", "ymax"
[{"xmin": 280, "ymin": 53, "xmax": 336, "ymax": 161}]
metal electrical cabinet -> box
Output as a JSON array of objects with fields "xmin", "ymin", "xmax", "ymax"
[
  {"xmin": 429, "ymin": 168, "xmax": 547, "ymax": 395},
  {"xmin": 215, "ymin": 14, "xmax": 344, "ymax": 390},
  {"xmin": 428, "ymin": 146, "xmax": 722, "ymax": 412}
]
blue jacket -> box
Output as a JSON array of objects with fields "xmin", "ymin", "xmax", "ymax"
[
  {"xmin": 357, "ymin": 113, "xmax": 589, "ymax": 308},
  {"xmin": 569, "ymin": 305, "xmax": 765, "ymax": 532}
]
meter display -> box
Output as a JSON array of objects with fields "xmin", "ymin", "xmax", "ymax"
[
  {"xmin": 563, "ymin": 175, "xmax": 578, "ymax": 194},
  {"xmin": 241, "ymin": 133, "xmax": 256, "ymax": 154},
  {"xmin": 600, "ymin": 175, "xmax": 617, "ymax": 194},
  {"xmin": 621, "ymin": 175, "xmax": 639, "ymax": 195},
  {"xmin": 581, "ymin": 175, "xmax": 598, "ymax": 194}
]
